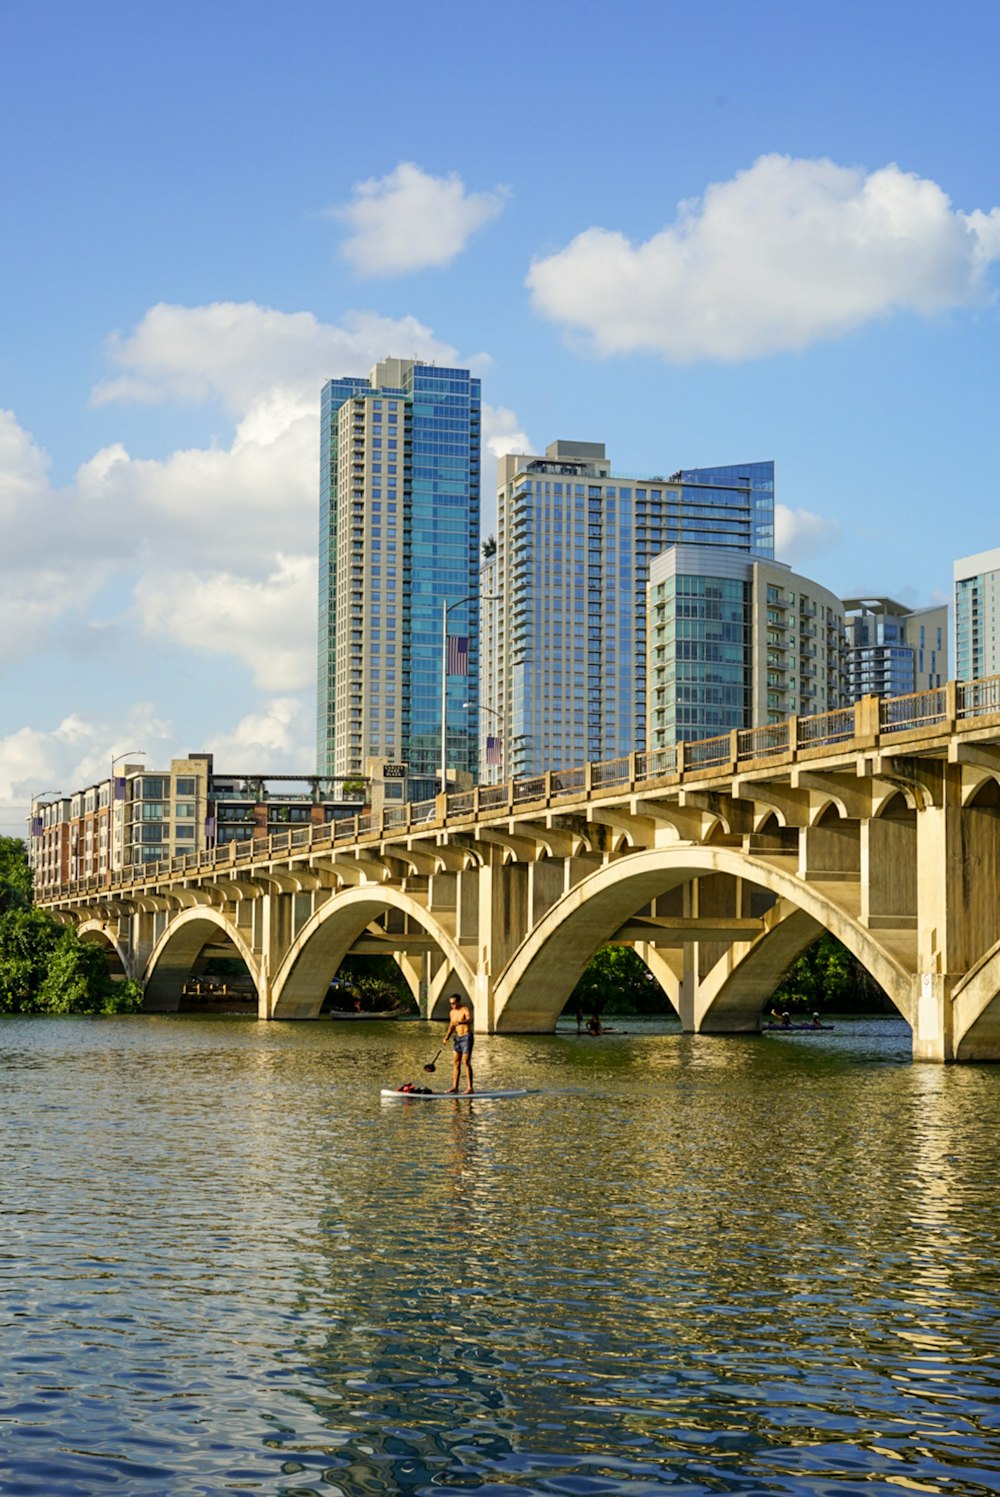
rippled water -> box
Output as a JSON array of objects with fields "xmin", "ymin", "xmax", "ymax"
[{"xmin": 2, "ymin": 1015, "xmax": 999, "ymax": 1495}]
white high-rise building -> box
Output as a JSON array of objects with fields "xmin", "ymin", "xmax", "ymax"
[{"xmin": 479, "ymin": 443, "xmax": 774, "ymax": 779}]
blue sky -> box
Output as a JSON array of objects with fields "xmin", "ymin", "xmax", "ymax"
[{"xmin": 2, "ymin": 0, "xmax": 1000, "ymax": 834}]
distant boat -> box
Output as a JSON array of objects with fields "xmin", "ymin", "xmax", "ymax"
[
  {"xmin": 325, "ymin": 1005, "xmax": 415, "ymax": 1020},
  {"xmin": 761, "ymin": 1023, "xmax": 835, "ymax": 1032}
]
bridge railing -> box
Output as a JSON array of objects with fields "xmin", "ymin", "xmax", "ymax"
[
  {"xmin": 797, "ymin": 706, "xmax": 856, "ymax": 749},
  {"xmin": 685, "ymin": 734, "xmax": 731, "ymax": 771},
  {"xmin": 880, "ymin": 686, "xmax": 948, "ymax": 733},
  {"xmin": 42, "ymin": 669, "xmax": 1000, "ymax": 903},
  {"xmin": 959, "ymin": 675, "xmax": 1000, "ymax": 718},
  {"xmin": 635, "ymin": 746, "xmax": 678, "ymax": 780},
  {"xmin": 737, "ymin": 723, "xmax": 789, "ymax": 761}
]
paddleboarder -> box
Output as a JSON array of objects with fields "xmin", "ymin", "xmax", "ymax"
[{"xmin": 443, "ymin": 992, "xmax": 474, "ymax": 1094}]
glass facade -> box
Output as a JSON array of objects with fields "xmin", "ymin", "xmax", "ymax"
[
  {"xmin": 486, "ymin": 447, "xmax": 774, "ymax": 777},
  {"xmin": 317, "ymin": 361, "xmax": 481, "ymax": 785},
  {"xmin": 656, "ymin": 572, "xmax": 751, "ymax": 743}
]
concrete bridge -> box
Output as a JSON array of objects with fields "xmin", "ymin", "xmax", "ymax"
[{"xmin": 42, "ymin": 676, "xmax": 1000, "ymax": 1062}]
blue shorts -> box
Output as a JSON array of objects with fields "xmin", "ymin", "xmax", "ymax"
[{"xmin": 453, "ymin": 1032, "xmax": 474, "ymax": 1057}]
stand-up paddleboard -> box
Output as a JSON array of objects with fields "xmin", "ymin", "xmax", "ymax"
[{"xmin": 380, "ymin": 1087, "xmax": 534, "ymax": 1100}]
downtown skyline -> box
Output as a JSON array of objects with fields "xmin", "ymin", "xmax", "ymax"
[{"xmin": 3, "ymin": 0, "xmax": 1000, "ymax": 836}]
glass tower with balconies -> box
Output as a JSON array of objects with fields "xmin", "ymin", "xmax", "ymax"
[
  {"xmin": 317, "ymin": 359, "xmax": 481, "ymax": 788},
  {"xmin": 480, "ymin": 445, "xmax": 774, "ymax": 778}
]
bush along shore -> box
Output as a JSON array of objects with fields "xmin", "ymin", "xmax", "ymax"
[{"xmin": 0, "ymin": 837, "xmax": 143, "ymax": 1015}]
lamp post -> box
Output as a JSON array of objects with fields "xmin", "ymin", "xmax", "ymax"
[
  {"xmin": 110, "ymin": 749, "xmax": 145, "ymax": 874},
  {"xmin": 463, "ymin": 701, "xmax": 504, "ymax": 782},
  {"xmin": 441, "ymin": 595, "xmax": 498, "ymax": 795}
]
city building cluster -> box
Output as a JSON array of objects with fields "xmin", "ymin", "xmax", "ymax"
[{"xmin": 29, "ymin": 355, "xmax": 998, "ymax": 890}]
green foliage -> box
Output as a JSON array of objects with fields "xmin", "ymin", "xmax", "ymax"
[
  {"xmin": 769, "ymin": 932, "xmax": 892, "ymax": 1014},
  {"xmin": 0, "ymin": 837, "xmax": 32, "ymax": 914},
  {"xmin": 565, "ymin": 945, "xmax": 673, "ymax": 1017},
  {"xmin": 326, "ymin": 954, "xmax": 418, "ymax": 1013},
  {"xmin": 0, "ymin": 844, "xmax": 143, "ymax": 1015}
]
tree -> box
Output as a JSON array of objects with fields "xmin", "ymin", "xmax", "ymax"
[
  {"xmin": 769, "ymin": 932, "xmax": 892, "ymax": 1014},
  {"xmin": 481, "ymin": 535, "xmax": 497, "ymax": 560},
  {"xmin": 0, "ymin": 839, "xmax": 143, "ymax": 1015},
  {"xmin": 565, "ymin": 945, "xmax": 673, "ymax": 1017},
  {"xmin": 0, "ymin": 837, "xmax": 32, "ymax": 914}
]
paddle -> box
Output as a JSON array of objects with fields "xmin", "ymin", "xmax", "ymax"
[{"xmin": 423, "ymin": 1047, "xmax": 444, "ymax": 1073}]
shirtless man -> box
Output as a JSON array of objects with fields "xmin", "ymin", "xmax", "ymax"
[{"xmin": 443, "ymin": 992, "xmax": 474, "ymax": 1094}]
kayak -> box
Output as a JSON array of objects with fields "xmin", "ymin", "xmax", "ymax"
[
  {"xmin": 761, "ymin": 1024, "xmax": 835, "ymax": 1032},
  {"xmin": 380, "ymin": 1088, "xmax": 534, "ymax": 1100}
]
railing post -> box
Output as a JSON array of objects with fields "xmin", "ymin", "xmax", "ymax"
[
  {"xmin": 945, "ymin": 679, "xmax": 958, "ymax": 729},
  {"xmin": 676, "ymin": 741, "xmax": 686, "ymax": 776},
  {"xmin": 507, "ymin": 777, "xmax": 515, "ymax": 812},
  {"xmin": 434, "ymin": 793, "xmax": 448, "ymax": 825},
  {"xmin": 628, "ymin": 751, "xmax": 637, "ymax": 791},
  {"xmin": 729, "ymin": 730, "xmax": 739, "ymax": 772},
  {"xmin": 473, "ymin": 785, "xmax": 480, "ymax": 817},
  {"xmin": 855, "ymin": 693, "xmax": 880, "ymax": 747},
  {"xmin": 788, "ymin": 714, "xmax": 798, "ymax": 756},
  {"xmin": 545, "ymin": 770, "xmax": 553, "ymax": 805},
  {"xmin": 584, "ymin": 761, "xmax": 593, "ymax": 794}
]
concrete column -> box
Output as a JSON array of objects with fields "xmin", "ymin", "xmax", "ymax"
[{"xmin": 861, "ymin": 815, "xmax": 916, "ymax": 927}]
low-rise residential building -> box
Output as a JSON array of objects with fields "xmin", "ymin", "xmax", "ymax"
[{"xmin": 28, "ymin": 756, "xmax": 369, "ymax": 896}]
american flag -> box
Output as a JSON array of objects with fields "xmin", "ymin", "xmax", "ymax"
[
  {"xmin": 485, "ymin": 735, "xmax": 502, "ymax": 766},
  {"xmin": 446, "ymin": 634, "xmax": 469, "ymax": 675}
]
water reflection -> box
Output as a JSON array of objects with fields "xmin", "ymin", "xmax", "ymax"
[{"xmin": 1, "ymin": 1016, "xmax": 999, "ymax": 1494}]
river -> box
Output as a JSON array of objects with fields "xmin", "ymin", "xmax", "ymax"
[{"xmin": 1, "ymin": 1015, "xmax": 998, "ymax": 1496}]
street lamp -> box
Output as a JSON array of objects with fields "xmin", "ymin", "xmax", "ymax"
[
  {"xmin": 463, "ymin": 701, "xmax": 504, "ymax": 780},
  {"xmin": 440, "ymin": 595, "xmax": 498, "ymax": 795}
]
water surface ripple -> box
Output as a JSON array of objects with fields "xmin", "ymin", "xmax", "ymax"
[{"xmin": 1, "ymin": 1016, "xmax": 999, "ymax": 1495}]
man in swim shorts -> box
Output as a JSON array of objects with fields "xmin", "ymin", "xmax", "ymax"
[{"xmin": 443, "ymin": 992, "xmax": 474, "ymax": 1094}]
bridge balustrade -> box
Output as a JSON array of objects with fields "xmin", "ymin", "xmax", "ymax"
[
  {"xmin": 880, "ymin": 687, "xmax": 948, "ymax": 733},
  {"xmin": 797, "ymin": 706, "xmax": 855, "ymax": 747},
  {"xmin": 959, "ymin": 676, "xmax": 1000, "ymax": 718},
  {"xmin": 591, "ymin": 756, "xmax": 631, "ymax": 788},
  {"xmin": 685, "ymin": 734, "xmax": 732, "ymax": 770},
  {"xmin": 41, "ymin": 670, "xmax": 1000, "ymax": 902},
  {"xmin": 737, "ymin": 723, "xmax": 789, "ymax": 761}
]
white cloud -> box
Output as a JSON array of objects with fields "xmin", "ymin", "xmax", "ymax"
[
  {"xmin": 92, "ymin": 302, "xmax": 462, "ymax": 410},
  {"xmin": 482, "ymin": 404, "xmax": 532, "ymax": 464},
  {"xmin": 203, "ymin": 698, "xmax": 310, "ymax": 765},
  {"xmin": 134, "ymin": 555, "xmax": 316, "ymax": 690},
  {"xmin": 335, "ymin": 162, "xmax": 507, "ymax": 277},
  {"xmin": 775, "ymin": 503, "xmax": 841, "ymax": 565},
  {"xmin": 527, "ymin": 155, "xmax": 1000, "ymax": 361}
]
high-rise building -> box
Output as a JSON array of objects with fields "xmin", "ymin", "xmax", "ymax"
[
  {"xmin": 479, "ymin": 444, "xmax": 773, "ymax": 778},
  {"xmin": 647, "ymin": 549, "xmax": 848, "ymax": 748},
  {"xmin": 843, "ymin": 597, "xmax": 947, "ymax": 700},
  {"xmin": 317, "ymin": 359, "xmax": 481, "ymax": 789},
  {"xmin": 954, "ymin": 547, "xmax": 1000, "ymax": 682}
]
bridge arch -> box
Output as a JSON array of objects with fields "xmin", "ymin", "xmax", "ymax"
[
  {"xmin": 270, "ymin": 886, "xmax": 474, "ymax": 1019},
  {"xmin": 143, "ymin": 907, "xmax": 258, "ymax": 1012},
  {"xmin": 493, "ymin": 846, "xmax": 914, "ymax": 1033},
  {"xmin": 76, "ymin": 919, "xmax": 129, "ymax": 976}
]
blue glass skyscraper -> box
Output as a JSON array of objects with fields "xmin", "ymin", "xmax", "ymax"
[{"xmin": 317, "ymin": 359, "xmax": 481, "ymax": 788}]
